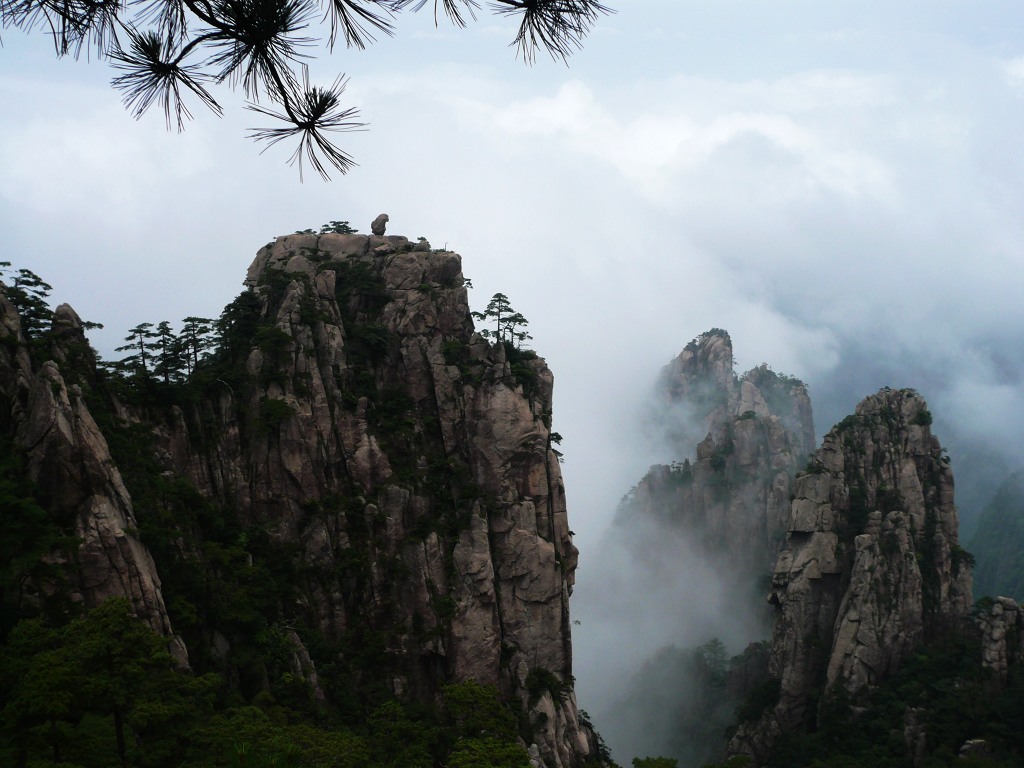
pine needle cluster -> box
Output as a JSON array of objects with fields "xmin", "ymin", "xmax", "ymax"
[{"xmin": 1, "ymin": 0, "xmax": 612, "ymax": 179}]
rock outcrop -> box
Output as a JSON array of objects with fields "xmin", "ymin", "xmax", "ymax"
[
  {"xmin": 623, "ymin": 329, "xmax": 814, "ymax": 584},
  {"xmin": 239, "ymin": 237, "xmax": 578, "ymax": 751},
  {"xmin": 728, "ymin": 388, "xmax": 973, "ymax": 763},
  {"xmin": 976, "ymin": 596, "xmax": 1024, "ymax": 684},
  {"xmin": 216, "ymin": 235, "xmax": 589, "ymax": 764},
  {"xmin": 0, "ymin": 292, "xmax": 180, "ymax": 652},
  {"xmin": 596, "ymin": 330, "xmax": 813, "ymax": 765},
  {"xmin": 1, "ymin": 233, "xmax": 591, "ymax": 767}
]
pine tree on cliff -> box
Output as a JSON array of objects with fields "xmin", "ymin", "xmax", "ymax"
[
  {"xmin": 472, "ymin": 292, "xmax": 532, "ymax": 348},
  {"xmin": 152, "ymin": 321, "xmax": 183, "ymax": 384},
  {"xmin": 0, "ymin": 264, "xmax": 54, "ymax": 339},
  {"xmin": 115, "ymin": 322, "xmax": 160, "ymax": 376},
  {"xmin": 179, "ymin": 316, "xmax": 216, "ymax": 375},
  {"xmin": 4, "ymin": 0, "xmax": 611, "ymax": 178}
]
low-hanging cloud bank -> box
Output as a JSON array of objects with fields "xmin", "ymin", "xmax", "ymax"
[{"xmin": 4, "ymin": 5, "xmax": 1024, "ymax": 763}]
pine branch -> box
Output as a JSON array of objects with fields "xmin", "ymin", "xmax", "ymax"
[
  {"xmin": 203, "ymin": 0, "xmax": 318, "ymax": 102},
  {"xmin": 491, "ymin": 0, "xmax": 612, "ymax": 63},
  {"xmin": 391, "ymin": 0, "xmax": 478, "ymax": 29},
  {"xmin": 323, "ymin": 0, "xmax": 399, "ymax": 50},
  {"xmin": 111, "ymin": 27, "xmax": 223, "ymax": 129},
  {"xmin": 247, "ymin": 64, "xmax": 366, "ymax": 180},
  {"xmin": 2, "ymin": 0, "xmax": 614, "ymax": 179}
]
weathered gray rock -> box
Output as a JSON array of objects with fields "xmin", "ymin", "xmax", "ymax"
[
  {"xmin": 728, "ymin": 388, "xmax": 973, "ymax": 764},
  {"xmin": 0, "ymin": 289, "xmax": 184, "ymax": 660},
  {"xmin": 371, "ymin": 212, "xmax": 389, "ymax": 235},
  {"xmin": 624, "ymin": 330, "xmax": 815, "ymax": 583},
  {"xmin": 976, "ymin": 596, "xmax": 1024, "ymax": 683},
  {"xmin": 1, "ymin": 232, "xmax": 594, "ymax": 766},
  {"xmin": 603, "ymin": 331, "xmax": 814, "ymax": 764},
  {"xmin": 903, "ymin": 707, "xmax": 928, "ymax": 766},
  {"xmin": 150, "ymin": 234, "xmax": 590, "ymax": 767}
]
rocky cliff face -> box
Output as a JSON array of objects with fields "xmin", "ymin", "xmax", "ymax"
[
  {"xmin": 624, "ymin": 329, "xmax": 814, "ymax": 585},
  {"xmin": 728, "ymin": 388, "xmax": 973, "ymax": 763},
  {"xmin": 1, "ymin": 233, "xmax": 592, "ymax": 767},
  {"xmin": 592, "ymin": 330, "xmax": 813, "ymax": 765},
  {"xmin": 976, "ymin": 596, "xmax": 1024, "ymax": 684},
  {"xmin": 659, "ymin": 330, "xmax": 814, "ymax": 460},
  {"xmin": 0, "ymin": 294, "xmax": 179, "ymax": 651},
  {"xmin": 204, "ymin": 233, "xmax": 587, "ymax": 765}
]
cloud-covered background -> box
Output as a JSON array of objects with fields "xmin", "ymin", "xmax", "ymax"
[{"xmin": 3, "ymin": 0, "xmax": 1024, "ymax": 760}]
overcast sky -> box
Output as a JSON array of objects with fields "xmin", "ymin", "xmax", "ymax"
[{"xmin": 3, "ymin": 0, "xmax": 1024, "ymax": 742}]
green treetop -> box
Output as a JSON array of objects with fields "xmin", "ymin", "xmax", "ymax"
[{"xmin": 472, "ymin": 292, "xmax": 532, "ymax": 349}]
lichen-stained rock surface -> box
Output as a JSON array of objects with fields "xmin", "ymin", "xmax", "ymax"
[
  {"xmin": 728, "ymin": 388, "xmax": 973, "ymax": 764},
  {"xmin": 154, "ymin": 233, "xmax": 590, "ymax": 767},
  {"xmin": 976, "ymin": 596, "xmax": 1024, "ymax": 684}
]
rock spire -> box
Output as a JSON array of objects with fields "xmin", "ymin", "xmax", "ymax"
[
  {"xmin": 1, "ymin": 232, "xmax": 596, "ymax": 767},
  {"xmin": 728, "ymin": 388, "xmax": 973, "ymax": 763},
  {"xmin": 625, "ymin": 329, "xmax": 814, "ymax": 583}
]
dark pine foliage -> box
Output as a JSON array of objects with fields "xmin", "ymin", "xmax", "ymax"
[{"xmin": 2, "ymin": 0, "xmax": 612, "ymax": 178}]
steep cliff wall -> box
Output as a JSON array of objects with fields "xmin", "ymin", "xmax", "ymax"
[
  {"xmin": 728, "ymin": 388, "xmax": 973, "ymax": 763},
  {"xmin": 185, "ymin": 233, "xmax": 587, "ymax": 765},
  {"xmin": 0, "ymin": 293, "xmax": 179, "ymax": 650},
  {"xmin": 0, "ymin": 233, "xmax": 593, "ymax": 767},
  {"xmin": 977, "ymin": 596, "xmax": 1024, "ymax": 683},
  {"xmin": 659, "ymin": 330, "xmax": 814, "ymax": 461},
  {"xmin": 594, "ymin": 330, "xmax": 813, "ymax": 765}
]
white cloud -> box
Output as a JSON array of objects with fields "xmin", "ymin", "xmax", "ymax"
[
  {"xmin": 481, "ymin": 75, "xmax": 901, "ymax": 209},
  {"xmin": 1003, "ymin": 55, "xmax": 1024, "ymax": 89},
  {"xmin": 4, "ymin": 8, "xmax": 1024, "ymax": 756},
  {"xmin": 0, "ymin": 109, "xmax": 213, "ymax": 216}
]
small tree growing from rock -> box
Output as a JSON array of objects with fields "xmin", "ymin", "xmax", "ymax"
[
  {"xmin": 321, "ymin": 220, "xmax": 359, "ymax": 234},
  {"xmin": 0, "ymin": 263, "xmax": 54, "ymax": 339},
  {"xmin": 294, "ymin": 220, "xmax": 359, "ymax": 234},
  {"xmin": 472, "ymin": 293, "xmax": 532, "ymax": 349}
]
